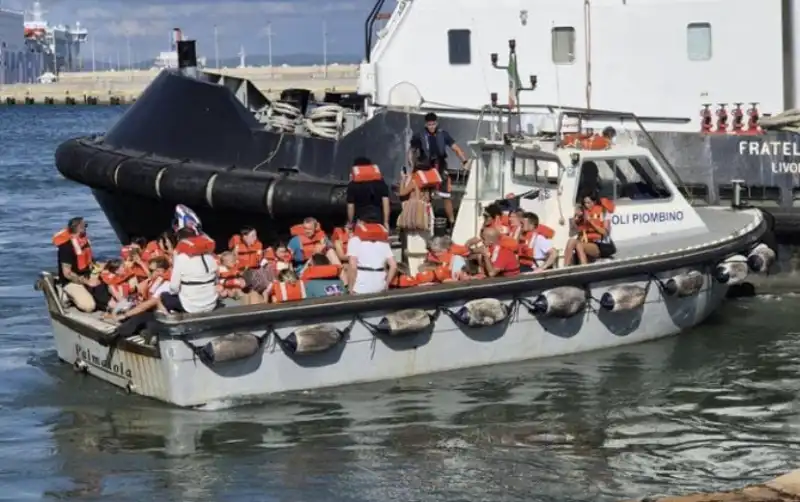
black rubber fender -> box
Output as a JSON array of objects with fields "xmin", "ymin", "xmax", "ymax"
[
  {"xmin": 210, "ymin": 171, "xmax": 273, "ymax": 213},
  {"xmin": 115, "ymin": 157, "xmax": 170, "ymax": 200},
  {"xmin": 158, "ymin": 164, "xmax": 216, "ymax": 209},
  {"xmin": 74, "ymin": 148, "xmax": 126, "ymax": 191},
  {"xmin": 267, "ymin": 178, "xmax": 347, "ymax": 219}
]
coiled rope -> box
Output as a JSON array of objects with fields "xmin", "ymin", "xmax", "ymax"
[{"xmin": 255, "ymin": 100, "xmax": 346, "ymax": 139}]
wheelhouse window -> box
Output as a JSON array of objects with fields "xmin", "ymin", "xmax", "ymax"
[
  {"xmin": 477, "ymin": 149, "xmax": 504, "ymax": 200},
  {"xmin": 551, "ymin": 27, "xmax": 575, "ymax": 64},
  {"xmin": 578, "ymin": 157, "xmax": 671, "ymax": 202},
  {"xmin": 687, "ymin": 22, "xmax": 712, "ymax": 61},
  {"xmin": 512, "ymin": 155, "xmax": 560, "ymax": 187},
  {"xmin": 448, "ymin": 29, "xmax": 471, "ymax": 65}
]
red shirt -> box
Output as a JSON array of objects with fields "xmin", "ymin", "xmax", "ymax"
[{"xmin": 489, "ymin": 245, "xmax": 520, "ymax": 276}]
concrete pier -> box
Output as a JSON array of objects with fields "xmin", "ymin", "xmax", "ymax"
[
  {"xmin": 0, "ymin": 65, "xmax": 360, "ymax": 105},
  {"xmin": 623, "ymin": 469, "xmax": 800, "ymax": 501}
]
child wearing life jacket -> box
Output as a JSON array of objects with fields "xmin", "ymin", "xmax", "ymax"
[
  {"xmin": 228, "ymin": 226, "xmax": 264, "ymax": 270},
  {"xmin": 142, "ymin": 231, "xmax": 175, "ymax": 263},
  {"xmin": 518, "ymin": 212, "xmax": 557, "ymax": 272},
  {"xmin": 112, "ymin": 257, "xmax": 172, "ymax": 324},
  {"xmin": 267, "ymin": 268, "xmax": 307, "ymax": 304},
  {"xmin": 121, "ymin": 244, "xmax": 150, "ymax": 281},
  {"xmin": 100, "ymin": 259, "xmax": 137, "ymax": 314},
  {"xmin": 217, "ymin": 251, "xmax": 246, "ymax": 299},
  {"xmin": 564, "ymin": 192, "xmax": 616, "ymax": 266},
  {"xmin": 301, "ymin": 253, "xmax": 345, "ymax": 298}
]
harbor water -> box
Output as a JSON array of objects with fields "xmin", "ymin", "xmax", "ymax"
[{"xmin": 2, "ymin": 106, "xmax": 800, "ymax": 501}]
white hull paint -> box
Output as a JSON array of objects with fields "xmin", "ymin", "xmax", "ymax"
[{"xmin": 50, "ymin": 268, "xmax": 727, "ymax": 408}]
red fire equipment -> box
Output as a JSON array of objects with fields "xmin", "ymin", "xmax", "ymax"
[
  {"xmin": 716, "ymin": 103, "xmax": 728, "ymax": 134},
  {"xmin": 731, "ymin": 103, "xmax": 744, "ymax": 133},
  {"xmin": 700, "ymin": 104, "xmax": 713, "ymax": 133},
  {"xmin": 747, "ymin": 102, "xmax": 761, "ymax": 134}
]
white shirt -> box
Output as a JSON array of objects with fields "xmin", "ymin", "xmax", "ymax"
[
  {"xmin": 527, "ymin": 233, "xmax": 554, "ymax": 262},
  {"xmin": 348, "ymin": 236, "xmax": 393, "ymax": 294},
  {"xmin": 169, "ymin": 252, "xmax": 219, "ymax": 313}
]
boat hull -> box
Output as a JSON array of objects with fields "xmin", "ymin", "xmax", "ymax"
[{"xmin": 48, "ymin": 268, "xmax": 726, "ymax": 408}]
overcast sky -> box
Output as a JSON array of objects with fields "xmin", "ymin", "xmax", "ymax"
[{"xmin": 4, "ymin": 0, "xmax": 378, "ymax": 59}]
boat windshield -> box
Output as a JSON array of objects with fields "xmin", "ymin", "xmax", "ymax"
[{"xmin": 512, "ymin": 154, "xmax": 560, "ymax": 188}]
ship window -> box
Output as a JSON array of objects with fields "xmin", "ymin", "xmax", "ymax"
[
  {"xmin": 581, "ymin": 157, "xmax": 671, "ymax": 202},
  {"xmin": 551, "ymin": 27, "xmax": 575, "ymax": 64},
  {"xmin": 687, "ymin": 22, "xmax": 712, "ymax": 61},
  {"xmin": 448, "ymin": 29, "xmax": 471, "ymax": 65},
  {"xmin": 512, "ymin": 156, "xmax": 560, "ymax": 187}
]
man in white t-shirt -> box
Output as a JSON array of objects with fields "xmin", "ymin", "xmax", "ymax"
[
  {"xmin": 347, "ymin": 233, "xmax": 398, "ymax": 294},
  {"xmin": 520, "ymin": 212, "xmax": 557, "ymax": 272}
]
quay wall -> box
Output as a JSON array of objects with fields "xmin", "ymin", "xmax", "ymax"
[{"xmin": 0, "ymin": 65, "xmax": 360, "ymax": 104}]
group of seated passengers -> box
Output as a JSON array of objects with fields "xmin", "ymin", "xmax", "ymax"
[{"xmin": 52, "ymin": 160, "xmax": 615, "ymax": 316}]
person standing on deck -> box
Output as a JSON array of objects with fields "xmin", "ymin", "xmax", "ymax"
[
  {"xmin": 347, "ymin": 157, "xmax": 390, "ymax": 229},
  {"xmin": 407, "ymin": 112, "xmax": 470, "ymax": 231}
]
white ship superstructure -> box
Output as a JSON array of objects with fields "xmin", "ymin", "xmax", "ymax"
[
  {"xmin": 0, "ymin": 7, "xmax": 43, "ymax": 84},
  {"xmin": 24, "ymin": 1, "xmax": 86, "ymax": 73}
]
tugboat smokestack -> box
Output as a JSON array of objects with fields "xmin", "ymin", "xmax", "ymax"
[{"xmin": 177, "ymin": 40, "xmax": 198, "ymax": 79}]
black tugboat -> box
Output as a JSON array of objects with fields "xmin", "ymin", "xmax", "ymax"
[{"xmin": 55, "ymin": 37, "xmax": 799, "ymax": 246}]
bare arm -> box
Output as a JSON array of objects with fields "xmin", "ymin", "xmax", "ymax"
[
  {"xmin": 60, "ymin": 263, "xmax": 86, "ymax": 285},
  {"xmin": 385, "ymin": 256, "xmax": 397, "ymax": 289},
  {"xmin": 381, "ymin": 197, "xmax": 390, "ymax": 227},
  {"xmin": 169, "ymin": 255, "xmax": 182, "ymax": 294},
  {"xmin": 347, "ymin": 255, "xmax": 358, "ymax": 293},
  {"xmin": 347, "ymin": 203, "xmax": 355, "ymax": 224}
]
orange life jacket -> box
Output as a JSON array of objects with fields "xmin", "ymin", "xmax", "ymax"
[
  {"xmin": 425, "ymin": 252, "xmax": 458, "ymax": 283},
  {"xmin": 415, "ymin": 269, "xmax": 439, "ymax": 285},
  {"xmin": 174, "ymin": 234, "xmax": 216, "ymax": 256},
  {"xmin": 390, "ymin": 274, "xmax": 417, "ymax": 288},
  {"xmin": 518, "ymin": 227, "xmax": 554, "ymax": 268},
  {"xmin": 450, "ymin": 244, "xmax": 470, "ymax": 256},
  {"xmin": 142, "ymin": 241, "xmax": 166, "ymax": 262},
  {"xmin": 140, "ymin": 271, "xmax": 171, "ymax": 301},
  {"xmin": 353, "ymin": 222, "xmax": 389, "ymax": 242},
  {"xmin": 332, "ymin": 227, "xmax": 349, "ymax": 256},
  {"xmin": 100, "ymin": 269, "xmax": 134, "ymax": 298},
  {"xmin": 350, "ymin": 164, "xmax": 383, "ymax": 182},
  {"xmin": 218, "ymin": 264, "xmax": 243, "ymax": 289},
  {"xmin": 52, "ymin": 229, "xmax": 93, "ymax": 273},
  {"xmin": 301, "ymin": 264, "xmax": 342, "ymax": 281},
  {"xmin": 270, "ymin": 280, "xmax": 307, "ymax": 303},
  {"xmin": 579, "ymin": 204, "xmax": 611, "ymax": 243},
  {"xmin": 290, "ymin": 224, "xmax": 329, "ymax": 261},
  {"xmin": 413, "ymin": 168, "xmax": 443, "ymax": 189},
  {"xmin": 563, "ymin": 133, "xmax": 611, "ymax": 150},
  {"xmin": 228, "ymin": 234, "xmax": 264, "ymax": 269},
  {"xmin": 126, "ymin": 261, "xmax": 149, "ymax": 279},
  {"xmin": 498, "ymin": 235, "xmax": 520, "ymax": 253}
]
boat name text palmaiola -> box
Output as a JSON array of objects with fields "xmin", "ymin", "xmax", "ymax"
[{"xmin": 74, "ymin": 344, "xmax": 133, "ymax": 379}]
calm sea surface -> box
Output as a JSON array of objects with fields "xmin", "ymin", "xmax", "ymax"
[{"xmin": 1, "ymin": 106, "xmax": 800, "ymax": 501}]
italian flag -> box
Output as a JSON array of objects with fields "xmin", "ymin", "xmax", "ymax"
[{"xmin": 507, "ymin": 50, "xmax": 522, "ymax": 109}]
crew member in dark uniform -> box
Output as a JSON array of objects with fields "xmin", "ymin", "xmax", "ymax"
[
  {"xmin": 346, "ymin": 156, "xmax": 390, "ymax": 227},
  {"xmin": 407, "ymin": 112, "xmax": 469, "ymax": 229},
  {"xmin": 53, "ymin": 216, "xmax": 110, "ymax": 312}
]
